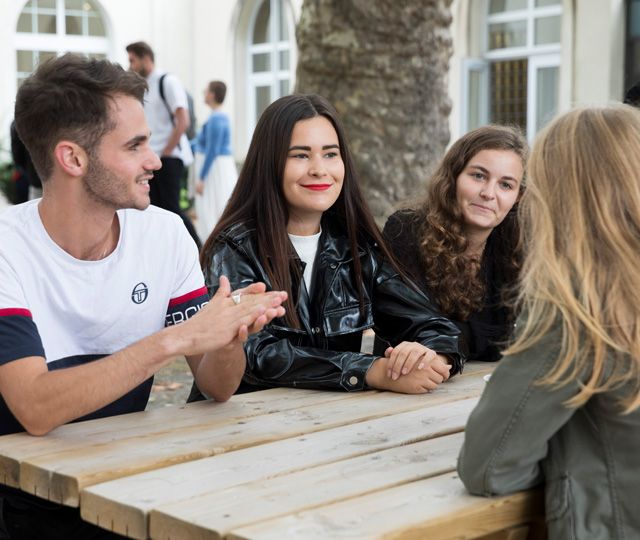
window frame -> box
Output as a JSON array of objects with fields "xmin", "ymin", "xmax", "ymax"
[
  {"xmin": 485, "ymin": 1, "xmax": 562, "ymax": 59},
  {"xmin": 246, "ymin": 0, "xmax": 296, "ymax": 141},
  {"xmin": 14, "ymin": 0, "xmax": 109, "ymax": 87},
  {"xmin": 461, "ymin": 0, "xmax": 561, "ymax": 138},
  {"xmin": 527, "ymin": 53, "xmax": 560, "ymax": 139},
  {"xmin": 460, "ymin": 58, "xmax": 490, "ymax": 134},
  {"xmin": 625, "ymin": 0, "xmax": 640, "ymax": 91}
]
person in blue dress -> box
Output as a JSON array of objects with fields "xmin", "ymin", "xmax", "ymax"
[{"xmin": 191, "ymin": 80, "xmax": 237, "ymax": 241}]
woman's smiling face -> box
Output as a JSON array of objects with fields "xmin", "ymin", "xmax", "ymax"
[{"xmin": 282, "ymin": 116, "xmax": 345, "ymax": 235}]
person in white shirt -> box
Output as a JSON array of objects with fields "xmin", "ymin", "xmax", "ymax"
[{"xmin": 126, "ymin": 41, "xmax": 200, "ymax": 247}]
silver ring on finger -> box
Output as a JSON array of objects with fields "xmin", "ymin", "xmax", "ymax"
[{"xmin": 231, "ymin": 293, "xmax": 242, "ymax": 305}]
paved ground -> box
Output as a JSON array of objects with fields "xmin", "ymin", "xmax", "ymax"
[{"xmin": 147, "ymin": 357, "xmax": 194, "ymax": 409}]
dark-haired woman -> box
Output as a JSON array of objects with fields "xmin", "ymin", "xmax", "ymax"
[
  {"xmin": 189, "ymin": 94, "xmax": 465, "ymax": 400},
  {"xmin": 376, "ymin": 125, "xmax": 526, "ymax": 365}
]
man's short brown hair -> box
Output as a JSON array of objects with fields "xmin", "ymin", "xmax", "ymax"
[
  {"xmin": 126, "ymin": 41, "xmax": 155, "ymax": 62},
  {"xmin": 14, "ymin": 53, "xmax": 147, "ymax": 182}
]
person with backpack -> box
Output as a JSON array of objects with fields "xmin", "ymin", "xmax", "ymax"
[{"xmin": 126, "ymin": 41, "xmax": 200, "ymax": 247}]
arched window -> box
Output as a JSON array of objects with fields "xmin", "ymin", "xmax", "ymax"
[
  {"xmin": 15, "ymin": 0, "xmax": 109, "ymax": 87},
  {"xmin": 247, "ymin": 0, "xmax": 295, "ymax": 138},
  {"xmin": 463, "ymin": 0, "xmax": 561, "ymax": 139}
]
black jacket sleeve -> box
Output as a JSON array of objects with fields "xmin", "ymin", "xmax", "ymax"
[{"xmin": 371, "ymin": 256, "xmax": 466, "ymax": 375}]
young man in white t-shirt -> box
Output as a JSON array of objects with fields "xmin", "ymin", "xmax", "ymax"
[{"xmin": 1, "ymin": 53, "xmax": 286, "ymax": 539}]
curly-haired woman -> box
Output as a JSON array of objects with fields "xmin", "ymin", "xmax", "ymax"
[{"xmin": 375, "ymin": 126, "xmax": 527, "ymax": 365}]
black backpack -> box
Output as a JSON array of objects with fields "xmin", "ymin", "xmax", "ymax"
[{"xmin": 159, "ymin": 73, "xmax": 197, "ymax": 140}]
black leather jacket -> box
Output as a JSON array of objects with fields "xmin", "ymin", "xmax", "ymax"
[{"xmin": 193, "ymin": 218, "xmax": 466, "ymax": 395}]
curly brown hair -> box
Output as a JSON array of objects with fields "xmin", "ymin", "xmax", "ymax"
[{"xmin": 417, "ymin": 125, "xmax": 527, "ymax": 320}]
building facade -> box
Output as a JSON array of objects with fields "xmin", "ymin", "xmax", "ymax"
[
  {"xmin": 0, "ymin": 0, "xmax": 303, "ymax": 163},
  {"xmin": 450, "ymin": 0, "xmax": 628, "ymax": 142},
  {"xmin": 0, "ymin": 0, "xmax": 633, "ymax": 164}
]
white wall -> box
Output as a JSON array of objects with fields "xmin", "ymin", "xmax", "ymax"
[
  {"xmin": 448, "ymin": 0, "xmax": 468, "ymax": 144},
  {"xmin": 0, "ymin": 2, "xmax": 24, "ymax": 161},
  {"xmin": 572, "ymin": 0, "xmax": 626, "ymax": 105}
]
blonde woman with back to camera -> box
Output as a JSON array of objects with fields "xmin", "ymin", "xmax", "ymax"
[{"xmin": 458, "ymin": 105, "xmax": 640, "ymax": 539}]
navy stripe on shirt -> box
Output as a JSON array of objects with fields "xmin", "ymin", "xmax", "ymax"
[
  {"xmin": 0, "ymin": 309, "xmax": 45, "ymax": 365},
  {"xmin": 165, "ymin": 286, "xmax": 209, "ymax": 326},
  {"xmin": 0, "ymin": 285, "xmax": 209, "ymax": 435},
  {"xmin": 0, "ymin": 354, "xmax": 154, "ymax": 436}
]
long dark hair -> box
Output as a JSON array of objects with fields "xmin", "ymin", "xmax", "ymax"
[
  {"xmin": 200, "ymin": 94, "xmax": 395, "ymax": 327},
  {"xmin": 417, "ymin": 125, "xmax": 527, "ymax": 320}
]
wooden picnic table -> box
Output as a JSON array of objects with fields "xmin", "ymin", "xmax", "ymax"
[{"xmin": 0, "ymin": 363, "xmax": 544, "ymax": 539}]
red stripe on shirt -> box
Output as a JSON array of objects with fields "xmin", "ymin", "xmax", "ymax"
[
  {"xmin": 168, "ymin": 286, "xmax": 208, "ymax": 308},
  {"xmin": 0, "ymin": 308, "xmax": 32, "ymax": 318}
]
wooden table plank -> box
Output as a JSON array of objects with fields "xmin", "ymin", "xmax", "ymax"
[
  {"xmin": 149, "ymin": 433, "xmax": 465, "ymax": 540},
  {"xmin": 0, "ymin": 387, "xmax": 358, "ymax": 488},
  {"xmin": 82, "ymin": 398, "xmax": 477, "ymax": 539},
  {"xmin": 17, "ymin": 366, "xmax": 490, "ymax": 507},
  {"xmin": 227, "ymin": 473, "xmax": 544, "ymax": 540},
  {"xmin": 0, "ymin": 389, "xmax": 360, "ymax": 486}
]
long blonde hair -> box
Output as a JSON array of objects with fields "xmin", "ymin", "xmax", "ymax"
[{"xmin": 506, "ymin": 105, "xmax": 640, "ymax": 412}]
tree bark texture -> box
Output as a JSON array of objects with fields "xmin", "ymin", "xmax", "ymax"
[{"xmin": 295, "ymin": 0, "xmax": 453, "ymax": 222}]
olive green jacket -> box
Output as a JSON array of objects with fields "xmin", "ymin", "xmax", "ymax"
[{"xmin": 458, "ymin": 330, "xmax": 640, "ymax": 540}]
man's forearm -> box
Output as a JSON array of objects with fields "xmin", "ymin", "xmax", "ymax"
[
  {"xmin": 161, "ymin": 127, "xmax": 184, "ymax": 156},
  {"xmin": 161, "ymin": 108, "xmax": 189, "ymax": 156},
  {"xmin": 0, "ymin": 329, "xmax": 180, "ymax": 436},
  {"xmin": 0, "ymin": 285, "xmax": 286, "ymax": 435}
]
